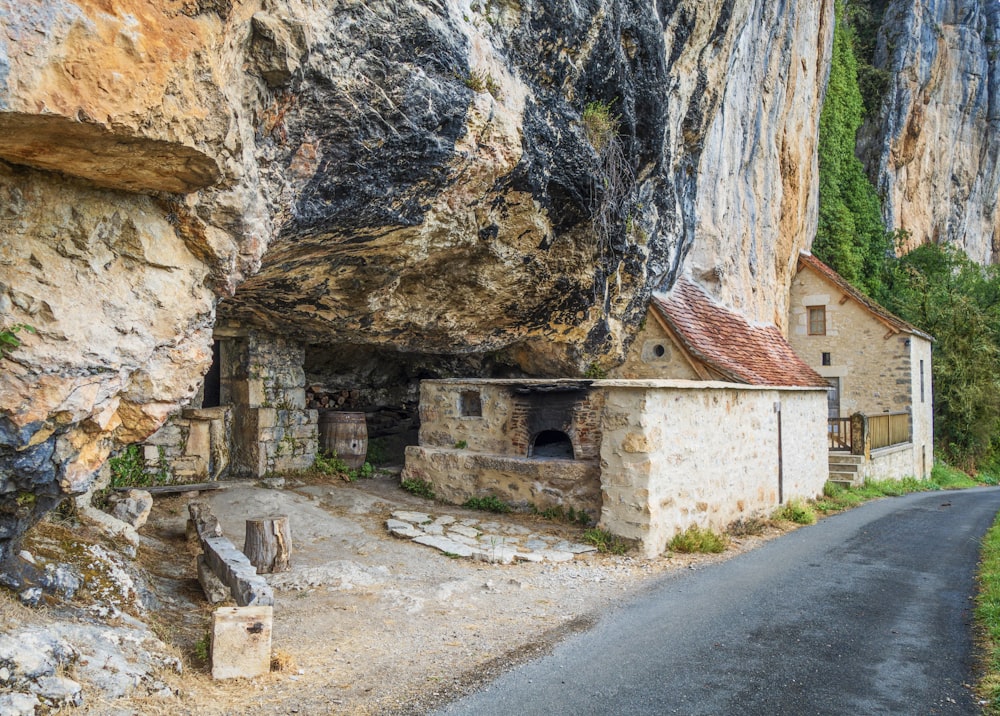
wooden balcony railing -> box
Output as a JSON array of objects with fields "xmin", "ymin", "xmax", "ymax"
[{"xmin": 828, "ymin": 412, "xmax": 912, "ymax": 455}]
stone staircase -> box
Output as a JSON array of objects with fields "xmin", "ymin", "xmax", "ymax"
[{"xmin": 828, "ymin": 453, "xmax": 864, "ymax": 488}]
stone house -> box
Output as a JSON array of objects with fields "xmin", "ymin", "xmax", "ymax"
[
  {"xmin": 404, "ymin": 279, "xmax": 830, "ymax": 556},
  {"xmin": 787, "ymin": 251, "xmax": 934, "ymax": 480}
]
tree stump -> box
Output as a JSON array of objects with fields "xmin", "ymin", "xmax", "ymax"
[{"xmin": 244, "ymin": 515, "xmax": 291, "ymax": 574}]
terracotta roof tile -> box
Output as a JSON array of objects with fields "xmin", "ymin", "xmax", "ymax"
[
  {"xmin": 797, "ymin": 251, "xmax": 933, "ymax": 341},
  {"xmin": 652, "ymin": 277, "xmax": 829, "ymax": 388}
]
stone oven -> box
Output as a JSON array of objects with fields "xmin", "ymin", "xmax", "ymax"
[{"xmin": 402, "ymin": 379, "xmax": 605, "ymax": 520}]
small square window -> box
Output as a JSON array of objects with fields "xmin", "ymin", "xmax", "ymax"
[
  {"xmin": 808, "ymin": 306, "xmax": 826, "ymax": 335},
  {"xmin": 821, "ymin": 352, "xmax": 831, "ymax": 366},
  {"xmin": 459, "ymin": 390, "xmax": 482, "ymax": 417}
]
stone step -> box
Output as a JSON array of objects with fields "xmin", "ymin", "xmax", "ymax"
[
  {"xmin": 829, "ymin": 470, "xmax": 859, "ymax": 482},
  {"xmin": 827, "ymin": 478, "xmax": 855, "ymax": 489},
  {"xmin": 828, "ymin": 453, "xmax": 864, "ymax": 465},
  {"xmin": 828, "ymin": 461, "xmax": 860, "ymax": 473}
]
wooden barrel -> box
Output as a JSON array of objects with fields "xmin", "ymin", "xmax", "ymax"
[{"xmin": 318, "ymin": 411, "xmax": 368, "ymax": 469}]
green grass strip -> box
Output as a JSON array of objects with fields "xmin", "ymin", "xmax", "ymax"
[{"xmin": 977, "ymin": 512, "xmax": 1000, "ymax": 712}]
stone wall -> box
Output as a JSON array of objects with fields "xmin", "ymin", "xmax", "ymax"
[
  {"xmin": 611, "ymin": 309, "xmax": 701, "ymax": 380},
  {"xmin": 907, "ymin": 337, "xmax": 934, "ymax": 479},
  {"xmin": 404, "ymin": 379, "xmax": 829, "ymax": 557},
  {"xmin": 788, "ymin": 265, "xmax": 933, "ymax": 479},
  {"xmin": 218, "ymin": 331, "xmax": 316, "ymax": 478},
  {"xmin": 599, "ymin": 382, "xmax": 828, "ymax": 557},
  {"xmin": 861, "ymin": 443, "xmax": 917, "ymax": 482},
  {"xmin": 141, "ymin": 407, "xmax": 231, "ymax": 483},
  {"xmin": 789, "ymin": 267, "xmax": 912, "ymax": 415}
]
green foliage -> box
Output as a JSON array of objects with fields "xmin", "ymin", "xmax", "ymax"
[
  {"xmin": 313, "ymin": 451, "xmax": 351, "ymax": 476},
  {"xmin": 668, "ymin": 525, "xmax": 729, "ymax": 554},
  {"xmin": 772, "ymin": 499, "xmax": 817, "ymax": 525},
  {"xmin": 977, "ymin": 511, "xmax": 1000, "ymax": 712},
  {"xmin": 581, "ymin": 100, "xmax": 619, "ymax": 154},
  {"xmin": 194, "ymin": 633, "xmax": 211, "ymax": 663},
  {"xmin": 533, "ymin": 504, "xmax": 592, "ymax": 527},
  {"xmin": 582, "ymin": 528, "xmax": 630, "ymax": 555},
  {"xmin": 814, "ymin": 3, "xmax": 890, "ymax": 297},
  {"xmin": 930, "ymin": 461, "xmax": 980, "ymax": 490},
  {"xmin": 463, "ymin": 69, "xmax": 501, "ymax": 98},
  {"xmin": 0, "ymin": 323, "xmax": 35, "ymax": 362},
  {"xmin": 401, "ymin": 477, "xmax": 435, "ymax": 500},
  {"xmin": 584, "ymin": 363, "xmax": 608, "ymax": 379},
  {"xmin": 881, "ymin": 244, "xmax": 1000, "ymax": 469},
  {"xmin": 454, "ymin": 440, "xmax": 468, "ymax": 449},
  {"xmin": 109, "ymin": 445, "xmax": 162, "ymax": 488},
  {"xmin": 462, "ymin": 495, "xmax": 512, "ymax": 513}
]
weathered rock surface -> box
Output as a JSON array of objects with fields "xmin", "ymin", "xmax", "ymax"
[
  {"xmin": 0, "ymin": 0, "xmax": 835, "ymax": 582},
  {"xmin": 858, "ymin": 0, "xmax": 1000, "ymax": 262}
]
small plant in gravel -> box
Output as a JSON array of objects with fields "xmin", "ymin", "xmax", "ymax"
[
  {"xmin": 727, "ymin": 516, "xmax": 768, "ymax": 537},
  {"xmin": 583, "ymin": 528, "xmax": 630, "ymax": 555},
  {"xmin": 533, "ymin": 504, "xmax": 592, "ymax": 527},
  {"xmin": 772, "ymin": 499, "xmax": 816, "ymax": 525},
  {"xmin": 669, "ymin": 525, "xmax": 728, "ymax": 554},
  {"xmin": 193, "ymin": 632, "xmax": 210, "ymax": 663},
  {"xmin": 401, "ymin": 478, "xmax": 435, "ymax": 500},
  {"xmin": 313, "ymin": 452, "xmax": 350, "ymax": 477},
  {"xmin": 462, "ymin": 495, "xmax": 511, "ymax": 513}
]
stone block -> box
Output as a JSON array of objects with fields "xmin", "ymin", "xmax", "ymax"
[
  {"xmin": 210, "ymin": 606, "xmax": 273, "ymax": 680},
  {"xmin": 186, "ymin": 420, "xmax": 211, "ymax": 459},
  {"xmin": 143, "ymin": 445, "xmax": 160, "ymax": 463},
  {"xmin": 197, "ymin": 554, "xmax": 231, "ymax": 604},
  {"xmin": 256, "ymin": 408, "xmax": 277, "ymax": 430}
]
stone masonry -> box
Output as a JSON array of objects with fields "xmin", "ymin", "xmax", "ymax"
[{"xmin": 217, "ymin": 330, "xmax": 317, "ymax": 478}]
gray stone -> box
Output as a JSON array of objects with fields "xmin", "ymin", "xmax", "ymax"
[
  {"xmin": 422, "ymin": 522, "xmax": 445, "ymax": 536},
  {"xmin": 259, "ymin": 477, "xmax": 285, "ymax": 489},
  {"xmin": 111, "ymin": 489, "xmax": 153, "ymax": 530},
  {"xmin": 514, "ymin": 552, "xmax": 544, "ymax": 563},
  {"xmin": 553, "ymin": 541, "xmax": 599, "ymax": 554},
  {"xmin": 432, "ymin": 515, "xmax": 456, "ymax": 527},
  {"xmin": 197, "ymin": 554, "xmax": 231, "ymax": 604},
  {"xmin": 524, "ymin": 539, "xmax": 552, "ymax": 551},
  {"xmin": 412, "ymin": 535, "xmax": 475, "ymax": 557},
  {"xmin": 201, "ymin": 534, "xmax": 274, "ymax": 607},
  {"xmin": 18, "ymin": 587, "xmax": 42, "ymax": 606},
  {"xmin": 448, "ymin": 524, "xmax": 481, "ymax": 539},
  {"xmin": 32, "ymin": 674, "xmax": 83, "ymax": 707},
  {"xmin": 444, "ymin": 532, "xmax": 479, "ymax": 547},
  {"xmin": 0, "ymin": 692, "xmax": 39, "ymax": 716},
  {"xmin": 391, "ymin": 511, "xmax": 431, "ymax": 524},
  {"xmin": 386, "ymin": 519, "xmax": 423, "ymax": 539},
  {"xmin": 475, "ymin": 545, "xmax": 518, "ymax": 565}
]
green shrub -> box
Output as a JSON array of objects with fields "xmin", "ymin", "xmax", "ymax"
[
  {"xmin": 109, "ymin": 445, "xmax": 153, "ymax": 488},
  {"xmin": 773, "ymin": 499, "xmax": 816, "ymax": 525},
  {"xmin": 401, "ymin": 477, "xmax": 435, "ymax": 500},
  {"xmin": 668, "ymin": 525, "xmax": 728, "ymax": 554},
  {"xmin": 823, "ymin": 481, "xmax": 846, "ymax": 498},
  {"xmin": 931, "ymin": 461, "xmax": 979, "ymax": 490},
  {"xmin": 583, "ymin": 528, "xmax": 630, "ymax": 555},
  {"xmin": 0, "ymin": 323, "xmax": 34, "ymax": 361},
  {"xmin": 582, "ymin": 100, "xmax": 619, "ymax": 154},
  {"xmin": 533, "ymin": 504, "xmax": 592, "ymax": 527},
  {"xmin": 462, "ymin": 495, "xmax": 511, "ymax": 513}
]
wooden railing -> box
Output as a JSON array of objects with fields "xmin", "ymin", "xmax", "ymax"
[
  {"xmin": 868, "ymin": 412, "xmax": 911, "ymax": 450},
  {"xmin": 828, "ymin": 418, "xmax": 852, "ymax": 451},
  {"xmin": 828, "ymin": 412, "xmax": 912, "ymax": 455}
]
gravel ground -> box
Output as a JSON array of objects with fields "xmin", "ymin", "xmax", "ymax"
[{"xmin": 19, "ymin": 471, "xmax": 791, "ymax": 715}]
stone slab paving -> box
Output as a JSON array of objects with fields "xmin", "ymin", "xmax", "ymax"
[{"xmin": 387, "ymin": 511, "xmax": 596, "ymax": 564}]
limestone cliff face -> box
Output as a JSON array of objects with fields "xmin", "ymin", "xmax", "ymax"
[
  {"xmin": 858, "ymin": 0, "xmax": 1000, "ymax": 262},
  {"xmin": 0, "ymin": 0, "xmax": 832, "ymax": 577}
]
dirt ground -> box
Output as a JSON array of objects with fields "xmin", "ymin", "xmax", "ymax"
[{"xmin": 59, "ymin": 471, "xmax": 790, "ymax": 716}]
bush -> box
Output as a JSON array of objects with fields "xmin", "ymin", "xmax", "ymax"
[
  {"xmin": 462, "ymin": 495, "xmax": 511, "ymax": 513},
  {"xmin": 773, "ymin": 499, "xmax": 816, "ymax": 525},
  {"xmin": 401, "ymin": 477, "xmax": 435, "ymax": 500},
  {"xmin": 583, "ymin": 528, "xmax": 630, "ymax": 555},
  {"xmin": 669, "ymin": 525, "xmax": 728, "ymax": 554}
]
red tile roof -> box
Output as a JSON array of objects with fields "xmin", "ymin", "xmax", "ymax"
[
  {"xmin": 651, "ymin": 277, "xmax": 829, "ymax": 388},
  {"xmin": 797, "ymin": 251, "xmax": 933, "ymax": 341}
]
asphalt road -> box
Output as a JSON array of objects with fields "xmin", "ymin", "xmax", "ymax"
[{"xmin": 437, "ymin": 488, "xmax": 1000, "ymax": 715}]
